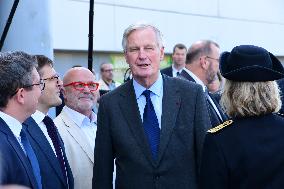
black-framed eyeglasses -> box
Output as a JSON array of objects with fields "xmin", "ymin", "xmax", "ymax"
[
  {"xmin": 43, "ymin": 75, "xmax": 60, "ymax": 83},
  {"xmin": 11, "ymin": 79, "xmax": 45, "ymax": 96},
  {"xmin": 63, "ymin": 82, "xmax": 99, "ymax": 92},
  {"xmin": 23, "ymin": 79, "xmax": 45, "ymax": 91},
  {"xmin": 206, "ymin": 56, "xmax": 219, "ymax": 62}
]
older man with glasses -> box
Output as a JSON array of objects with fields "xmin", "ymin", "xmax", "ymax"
[
  {"xmin": 54, "ymin": 67, "xmax": 99, "ymax": 189},
  {"xmin": 179, "ymin": 40, "xmax": 228, "ymax": 128},
  {"xmin": 23, "ymin": 55, "xmax": 74, "ymax": 189}
]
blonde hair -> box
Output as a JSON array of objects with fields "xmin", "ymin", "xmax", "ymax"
[{"xmin": 220, "ymin": 80, "xmax": 281, "ymax": 118}]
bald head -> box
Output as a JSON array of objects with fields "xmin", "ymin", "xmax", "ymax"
[
  {"xmin": 186, "ymin": 40, "xmax": 219, "ymax": 65},
  {"xmin": 62, "ymin": 67, "xmax": 98, "ymax": 117},
  {"xmin": 63, "ymin": 67, "xmax": 96, "ymax": 85},
  {"xmin": 184, "ymin": 40, "xmax": 220, "ymax": 86}
]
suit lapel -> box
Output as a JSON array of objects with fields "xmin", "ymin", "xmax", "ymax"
[
  {"xmin": 208, "ymin": 93, "xmax": 228, "ymax": 121},
  {"xmin": 169, "ymin": 67, "xmax": 173, "ymax": 77},
  {"xmin": 0, "ymin": 118, "xmax": 38, "ymax": 189},
  {"xmin": 157, "ymin": 77, "xmax": 181, "ymax": 164},
  {"xmin": 59, "ymin": 111, "xmax": 94, "ymax": 163},
  {"xmin": 23, "ymin": 117, "xmax": 66, "ymax": 186},
  {"xmin": 118, "ymin": 81, "xmax": 155, "ymax": 165},
  {"xmin": 180, "ymin": 70, "xmax": 196, "ymax": 82}
]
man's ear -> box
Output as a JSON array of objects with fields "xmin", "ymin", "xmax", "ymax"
[
  {"xmin": 124, "ymin": 51, "xmax": 130, "ymax": 66},
  {"xmin": 200, "ymin": 56, "xmax": 209, "ymax": 70},
  {"xmin": 15, "ymin": 88, "xmax": 25, "ymax": 105},
  {"xmin": 160, "ymin": 46, "xmax": 165, "ymax": 61}
]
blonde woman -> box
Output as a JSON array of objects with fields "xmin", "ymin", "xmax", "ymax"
[{"xmin": 199, "ymin": 45, "xmax": 284, "ymax": 189}]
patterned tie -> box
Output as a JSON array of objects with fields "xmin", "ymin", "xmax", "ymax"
[
  {"xmin": 20, "ymin": 128, "xmax": 42, "ymax": 189},
  {"xmin": 42, "ymin": 116, "xmax": 67, "ymax": 182},
  {"xmin": 142, "ymin": 90, "xmax": 160, "ymax": 160}
]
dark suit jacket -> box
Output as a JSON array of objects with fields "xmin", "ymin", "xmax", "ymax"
[
  {"xmin": 23, "ymin": 117, "xmax": 74, "ymax": 189},
  {"xmin": 199, "ymin": 114, "xmax": 284, "ymax": 189},
  {"xmin": 160, "ymin": 66, "xmax": 173, "ymax": 77},
  {"xmin": 0, "ymin": 117, "xmax": 38, "ymax": 189},
  {"xmin": 93, "ymin": 76, "xmax": 211, "ymax": 189},
  {"xmin": 179, "ymin": 70, "xmax": 227, "ymax": 127}
]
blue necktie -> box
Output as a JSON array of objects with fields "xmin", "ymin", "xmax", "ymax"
[
  {"xmin": 20, "ymin": 128, "xmax": 42, "ymax": 189},
  {"xmin": 142, "ymin": 90, "xmax": 160, "ymax": 160},
  {"xmin": 43, "ymin": 116, "xmax": 67, "ymax": 182}
]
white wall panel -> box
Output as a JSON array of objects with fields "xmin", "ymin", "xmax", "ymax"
[{"xmin": 51, "ymin": 0, "xmax": 284, "ymax": 55}]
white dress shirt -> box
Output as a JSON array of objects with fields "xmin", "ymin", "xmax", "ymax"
[
  {"xmin": 62, "ymin": 106, "xmax": 97, "ymax": 150},
  {"xmin": 0, "ymin": 111, "xmax": 24, "ymax": 151},
  {"xmin": 31, "ymin": 110, "xmax": 56, "ymax": 155},
  {"xmin": 172, "ymin": 65, "xmax": 184, "ymax": 77}
]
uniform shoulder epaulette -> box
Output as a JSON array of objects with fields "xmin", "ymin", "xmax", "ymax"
[{"xmin": 207, "ymin": 120, "xmax": 233, "ymax": 133}]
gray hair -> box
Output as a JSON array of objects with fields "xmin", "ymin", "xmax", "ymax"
[
  {"xmin": 122, "ymin": 22, "xmax": 164, "ymax": 52},
  {"xmin": 0, "ymin": 51, "xmax": 37, "ymax": 108},
  {"xmin": 220, "ymin": 80, "xmax": 281, "ymax": 118}
]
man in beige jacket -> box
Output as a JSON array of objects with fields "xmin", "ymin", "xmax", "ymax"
[{"xmin": 54, "ymin": 67, "xmax": 99, "ymax": 189}]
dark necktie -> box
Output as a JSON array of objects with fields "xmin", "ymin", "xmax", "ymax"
[
  {"xmin": 20, "ymin": 128, "xmax": 42, "ymax": 189},
  {"xmin": 176, "ymin": 72, "xmax": 180, "ymax": 76},
  {"xmin": 142, "ymin": 90, "xmax": 160, "ymax": 160},
  {"xmin": 43, "ymin": 116, "xmax": 67, "ymax": 182}
]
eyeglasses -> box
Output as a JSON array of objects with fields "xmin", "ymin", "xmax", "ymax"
[
  {"xmin": 63, "ymin": 82, "xmax": 99, "ymax": 92},
  {"xmin": 24, "ymin": 79, "xmax": 45, "ymax": 91},
  {"xmin": 11, "ymin": 79, "xmax": 45, "ymax": 96},
  {"xmin": 206, "ymin": 56, "xmax": 219, "ymax": 62},
  {"xmin": 43, "ymin": 75, "xmax": 60, "ymax": 83}
]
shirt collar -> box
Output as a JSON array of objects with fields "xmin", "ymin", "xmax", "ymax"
[
  {"xmin": 133, "ymin": 72, "xmax": 163, "ymax": 99},
  {"xmin": 0, "ymin": 111, "xmax": 22, "ymax": 138},
  {"xmin": 31, "ymin": 110, "xmax": 46, "ymax": 125},
  {"xmin": 172, "ymin": 64, "xmax": 184, "ymax": 73},
  {"xmin": 183, "ymin": 68, "xmax": 206, "ymax": 92},
  {"xmin": 63, "ymin": 106, "xmax": 97, "ymax": 127}
]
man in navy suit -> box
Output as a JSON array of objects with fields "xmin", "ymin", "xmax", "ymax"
[
  {"xmin": 160, "ymin": 43, "xmax": 187, "ymax": 77},
  {"xmin": 179, "ymin": 40, "xmax": 227, "ymax": 127},
  {"xmin": 93, "ymin": 23, "xmax": 211, "ymax": 189},
  {"xmin": 23, "ymin": 55, "xmax": 74, "ymax": 189},
  {"xmin": 0, "ymin": 51, "xmax": 42, "ymax": 188}
]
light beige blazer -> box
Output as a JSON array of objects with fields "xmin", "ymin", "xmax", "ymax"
[{"xmin": 54, "ymin": 110, "xmax": 94, "ymax": 189}]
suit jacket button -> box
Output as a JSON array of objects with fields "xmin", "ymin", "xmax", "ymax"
[{"xmin": 155, "ymin": 175, "xmax": 160, "ymax": 180}]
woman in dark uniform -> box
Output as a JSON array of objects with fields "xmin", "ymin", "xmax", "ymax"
[{"xmin": 199, "ymin": 45, "xmax": 284, "ymax": 189}]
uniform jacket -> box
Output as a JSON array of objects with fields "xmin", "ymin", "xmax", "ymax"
[
  {"xmin": 24, "ymin": 117, "xmax": 74, "ymax": 189},
  {"xmin": 54, "ymin": 110, "xmax": 94, "ymax": 189},
  {"xmin": 199, "ymin": 113, "xmax": 284, "ymax": 189},
  {"xmin": 93, "ymin": 75, "xmax": 211, "ymax": 189}
]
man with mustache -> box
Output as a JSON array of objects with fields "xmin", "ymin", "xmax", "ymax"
[{"xmin": 54, "ymin": 67, "xmax": 99, "ymax": 189}]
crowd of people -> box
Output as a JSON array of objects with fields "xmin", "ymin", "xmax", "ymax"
[{"xmin": 1, "ymin": 22, "xmax": 284, "ymax": 189}]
